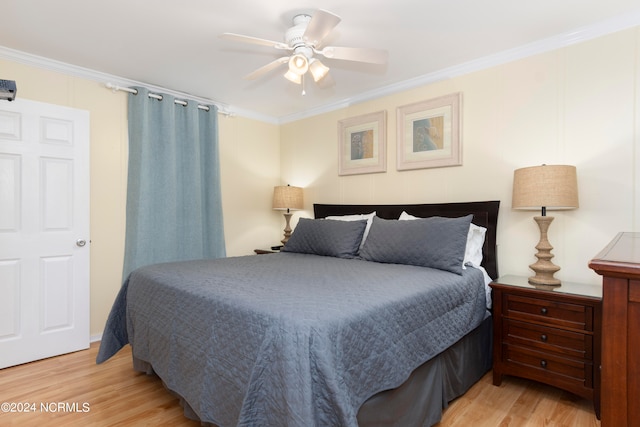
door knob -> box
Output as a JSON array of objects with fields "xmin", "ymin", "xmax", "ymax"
[{"xmin": 76, "ymin": 239, "xmax": 87, "ymax": 247}]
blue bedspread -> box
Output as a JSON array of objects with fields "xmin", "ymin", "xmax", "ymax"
[{"xmin": 97, "ymin": 252, "xmax": 487, "ymax": 427}]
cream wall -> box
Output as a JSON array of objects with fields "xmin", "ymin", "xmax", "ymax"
[
  {"xmin": 0, "ymin": 58, "xmax": 281, "ymax": 337},
  {"xmin": 281, "ymin": 27, "xmax": 640, "ymax": 286},
  {"xmin": 218, "ymin": 115, "xmax": 282, "ymax": 255}
]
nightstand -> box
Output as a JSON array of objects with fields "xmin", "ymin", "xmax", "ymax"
[
  {"xmin": 254, "ymin": 249, "xmax": 279, "ymax": 254},
  {"xmin": 490, "ymin": 275, "xmax": 602, "ymax": 418}
]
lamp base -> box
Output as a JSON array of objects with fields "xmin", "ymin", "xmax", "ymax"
[
  {"xmin": 528, "ymin": 215, "xmax": 561, "ymax": 286},
  {"xmin": 281, "ymin": 212, "xmax": 293, "ymax": 245}
]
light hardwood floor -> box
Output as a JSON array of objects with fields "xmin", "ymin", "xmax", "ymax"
[{"xmin": 0, "ymin": 342, "xmax": 601, "ymax": 426}]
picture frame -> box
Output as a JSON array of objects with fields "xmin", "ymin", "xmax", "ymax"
[
  {"xmin": 396, "ymin": 92, "xmax": 462, "ymax": 171},
  {"xmin": 338, "ymin": 110, "xmax": 387, "ymax": 176}
]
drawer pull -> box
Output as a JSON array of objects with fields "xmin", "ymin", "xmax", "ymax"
[
  {"xmin": 540, "ymin": 334, "xmax": 548, "ymax": 342},
  {"xmin": 540, "ymin": 307, "xmax": 548, "ymax": 315},
  {"xmin": 540, "ymin": 360, "xmax": 547, "ymax": 368}
]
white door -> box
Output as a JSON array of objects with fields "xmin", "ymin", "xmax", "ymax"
[{"xmin": 0, "ymin": 98, "xmax": 90, "ymax": 369}]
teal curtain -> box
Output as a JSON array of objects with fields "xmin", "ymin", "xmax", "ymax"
[{"xmin": 122, "ymin": 87, "xmax": 226, "ymax": 279}]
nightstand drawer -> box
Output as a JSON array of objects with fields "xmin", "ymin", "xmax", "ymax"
[
  {"xmin": 503, "ymin": 343, "xmax": 593, "ymax": 387},
  {"xmin": 504, "ymin": 294, "xmax": 593, "ymax": 331},
  {"xmin": 504, "ymin": 319, "xmax": 593, "ymax": 360}
]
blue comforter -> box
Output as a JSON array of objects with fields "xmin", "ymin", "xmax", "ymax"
[{"xmin": 97, "ymin": 252, "xmax": 487, "ymax": 427}]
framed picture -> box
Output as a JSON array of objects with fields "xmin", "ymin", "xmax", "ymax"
[
  {"xmin": 396, "ymin": 92, "xmax": 462, "ymax": 170},
  {"xmin": 338, "ymin": 110, "xmax": 387, "ymax": 176}
]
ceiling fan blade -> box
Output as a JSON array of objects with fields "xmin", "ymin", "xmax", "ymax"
[
  {"xmin": 303, "ymin": 9, "xmax": 341, "ymax": 46},
  {"xmin": 244, "ymin": 56, "xmax": 290, "ymax": 80},
  {"xmin": 319, "ymin": 46, "xmax": 388, "ymax": 64},
  {"xmin": 220, "ymin": 33, "xmax": 290, "ymax": 50}
]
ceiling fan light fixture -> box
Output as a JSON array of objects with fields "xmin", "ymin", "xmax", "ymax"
[
  {"xmin": 288, "ymin": 54, "xmax": 309, "ymax": 75},
  {"xmin": 309, "ymin": 59, "xmax": 330, "ymax": 82},
  {"xmin": 284, "ymin": 69, "xmax": 302, "ymax": 84}
]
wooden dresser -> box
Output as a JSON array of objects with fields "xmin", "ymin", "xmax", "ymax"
[
  {"xmin": 589, "ymin": 232, "xmax": 640, "ymax": 427},
  {"xmin": 490, "ymin": 275, "xmax": 601, "ymax": 418}
]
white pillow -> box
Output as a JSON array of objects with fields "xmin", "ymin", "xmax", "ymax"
[
  {"xmin": 398, "ymin": 211, "xmax": 486, "ymax": 268},
  {"xmin": 465, "ymin": 223, "xmax": 486, "ymax": 267},
  {"xmin": 398, "ymin": 211, "xmax": 417, "ymax": 220},
  {"xmin": 325, "ymin": 211, "xmax": 376, "ymax": 250}
]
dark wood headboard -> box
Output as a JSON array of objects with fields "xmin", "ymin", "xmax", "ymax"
[{"xmin": 314, "ymin": 200, "xmax": 500, "ymax": 279}]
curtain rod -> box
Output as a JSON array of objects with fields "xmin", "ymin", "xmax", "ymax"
[{"xmin": 105, "ymin": 83, "xmax": 233, "ymax": 116}]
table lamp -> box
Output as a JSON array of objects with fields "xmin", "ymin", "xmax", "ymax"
[
  {"xmin": 512, "ymin": 165, "xmax": 579, "ymax": 286},
  {"xmin": 272, "ymin": 185, "xmax": 303, "ymax": 244}
]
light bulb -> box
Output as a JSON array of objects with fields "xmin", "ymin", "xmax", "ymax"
[
  {"xmin": 288, "ymin": 54, "xmax": 309, "ymax": 75},
  {"xmin": 284, "ymin": 69, "xmax": 302, "ymax": 84},
  {"xmin": 309, "ymin": 59, "xmax": 330, "ymax": 82}
]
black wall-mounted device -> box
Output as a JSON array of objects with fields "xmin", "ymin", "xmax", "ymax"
[{"xmin": 0, "ymin": 80, "xmax": 17, "ymax": 101}]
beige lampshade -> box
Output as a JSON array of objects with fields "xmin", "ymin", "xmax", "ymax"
[
  {"xmin": 512, "ymin": 165, "xmax": 579, "ymax": 210},
  {"xmin": 272, "ymin": 185, "xmax": 303, "ymax": 211}
]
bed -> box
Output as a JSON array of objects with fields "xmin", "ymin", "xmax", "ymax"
[{"xmin": 97, "ymin": 200, "xmax": 500, "ymax": 427}]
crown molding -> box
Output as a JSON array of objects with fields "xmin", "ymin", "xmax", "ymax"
[
  {"xmin": 278, "ymin": 11, "xmax": 640, "ymax": 124},
  {"xmin": 2, "ymin": 9, "xmax": 639, "ymax": 126},
  {"xmin": 0, "ymin": 46, "xmax": 279, "ymax": 124}
]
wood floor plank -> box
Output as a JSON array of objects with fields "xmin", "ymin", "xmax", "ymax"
[
  {"xmin": 0, "ymin": 343, "xmax": 601, "ymax": 426},
  {"xmin": 438, "ymin": 374, "xmax": 600, "ymax": 427}
]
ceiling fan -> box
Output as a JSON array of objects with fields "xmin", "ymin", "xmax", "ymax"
[{"xmin": 220, "ymin": 9, "xmax": 388, "ymax": 93}]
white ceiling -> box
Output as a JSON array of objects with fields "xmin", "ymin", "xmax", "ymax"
[{"xmin": 3, "ymin": 1, "xmax": 640, "ymax": 122}]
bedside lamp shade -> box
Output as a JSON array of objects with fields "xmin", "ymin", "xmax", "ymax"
[
  {"xmin": 273, "ymin": 185, "xmax": 303, "ymax": 245},
  {"xmin": 512, "ymin": 165, "xmax": 579, "ymax": 214},
  {"xmin": 512, "ymin": 165, "xmax": 579, "ymax": 286},
  {"xmin": 272, "ymin": 185, "xmax": 304, "ymax": 211}
]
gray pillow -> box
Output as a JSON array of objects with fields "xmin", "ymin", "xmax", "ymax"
[
  {"xmin": 359, "ymin": 215, "xmax": 473, "ymax": 274},
  {"xmin": 282, "ymin": 218, "xmax": 367, "ymax": 259}
]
